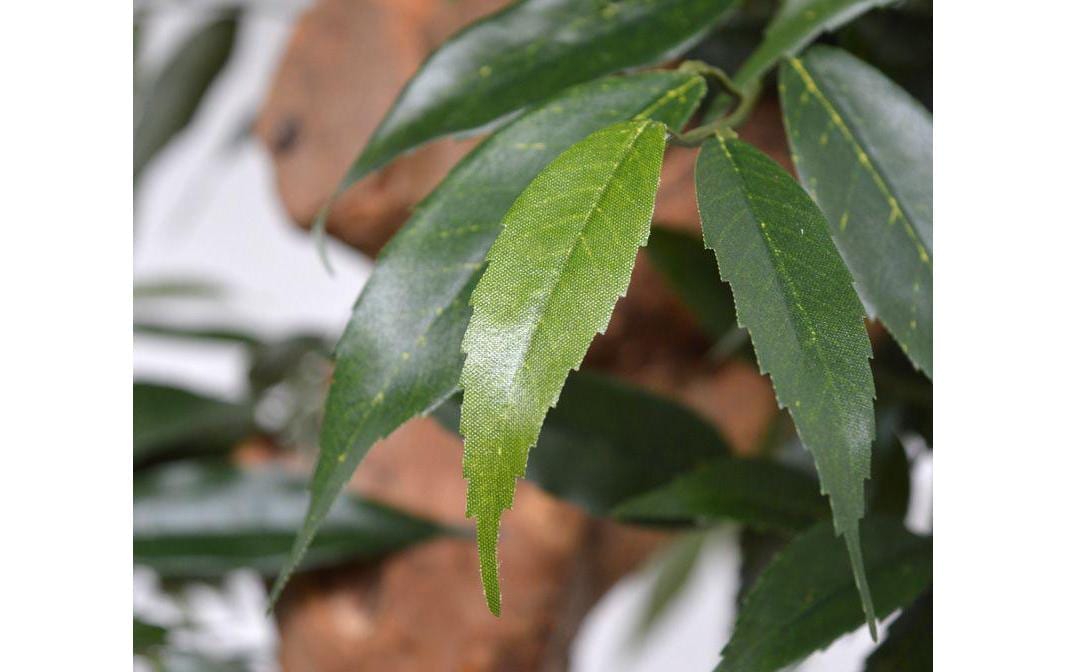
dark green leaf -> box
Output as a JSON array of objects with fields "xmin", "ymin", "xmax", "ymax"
[
  {"xmin": 695, "ymin": 134, "xmax": 877, "ymax": 632},
  {"xmin": 133, "ymin": 382, "xmax": 253, "ymax": 467},
  {"xmin": 133, "ymin": 322, "xmax": 262, "ymax": 346},
  {"xmin": 134, "ymin": 461, "xmax": 444, "ymax": 578},
  {"xmin": 704, "ymin": 0, "xmax": 890, "ymax": 120},
  {"xmin": 737, "ymin": 528, "xmax": 787, "ymax": 606},
  {"xmin": 461, "ymin": 118, "xmax": 668, "ymax": 615},
  {"xmin": 134, "ymin": 16, "xmax": 238, "ymax": 181},
  {"xmin": 614, "ymin": 457, "xmax": 829, "ymax": 532},
  {"xmin": 869, "ymin": 408, "xmax": 912, "ymax": 519},
  {"xmin": 645, "ymin": 227, "xmax": 738, "ymax": 342},
  {"xmin": 780, "ymin": 46, "xmax": 932, "ymax": 375},
  {"xmin": 836, "ymin": 4, "xmax": 932, "ymax": 110},
  {"xmin": 276, "ymin": 71, "xmax": 706, "ymax": 605},
  {"xmin": 865, "ymin": 592, "xmax": 932, "ymax": 672},
  {"xmin": 133, "ymin": 618, "xmax": 167, "ymax": 655},
  {"xmin": 330, "ymin": 0, "xmax": 736, "ymax": 199},
  {"xmin": 715, "ymin": 517, "xmax": 932, "ymax": 672},
  {"xmin": 436, "ymin": 371, "xmax": 730, "ymax": 516}
]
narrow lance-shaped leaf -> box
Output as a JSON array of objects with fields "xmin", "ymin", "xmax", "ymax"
[
  {"xmin": 271, "ymin": 72, "xmax": 705, "ymax": 604},
  {"xmin": 704, "ymin": 0, "xmax": 891, "ymax": 121},
  {"xmin": 714, "ymin": 517, "xmax": 931, "ymax": 672},
  {"xmin": 434, "ymin": 370, "xmax": 730, "ymax": 516},
  {"xmin": 134, "ymin": 461, "xmax": 445, "ymax": 578},
  {"xmin": 325, "ymin": 0, "xmax": 736, "ymax": 206},
  {"xmin": 133, "ymin": 382, "xmax": 253, "ymax": 467},
  {"xmin": 613, "ymin": 457, "xmax": 830, "ymax": 533},
  {"xmin": 134, "ymin": 15, "xmax": 238, "ymax": 181},
  {"xmin": 695, "ymin": 134, "xmax": 878, "ymax": 634},
  {"xmin": 461, "ymin": 119, "xmax": 667, "ymax": 615},
  {"xmin": 780, "ymin": 46, "xmax": 932, "ymax": 375}
]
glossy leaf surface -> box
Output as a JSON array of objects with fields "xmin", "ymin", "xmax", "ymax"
[
  {"xmin": 134, "ymin": 16, "xmax": 237, "ymax": 181},
  {"xmin": 275, "ymin": 72, "xmax": 705, "ymax": 604},
  {"xmin": 461, "ymin": 119, "xmax": 667, "ymax": 614},
  {"xmin": 715, "ymin": 518, "xmax": 932, "ymax": 672},
  {"xmin": 334, "ymin": 0, "xmax": 735, "ymax": 195},
  {"xmin": 435, "ymin": 371, "xmax": 729, "ymax": 516},
  {"xmin": 704, "ymin": 0, "xmax": 890, "ymax": 120},
  {"xmin": 614, "ymin": 457, "xmax": 829, "ymax": 532},
  {"xmin": 695, "ymin": 135, "xmax": 877, "ymax": 631},
  {"xmin": 781, "ymin": 46, "xmax": 932, "ymax": 375},
  {"xmin": 134, "ymin": 462, "xmax": 443, "ymax": 578}
]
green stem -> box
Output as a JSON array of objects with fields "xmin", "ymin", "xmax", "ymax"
[{"xmin": 671, "ymin": 61, "xmax": 755, "ymax": 147}]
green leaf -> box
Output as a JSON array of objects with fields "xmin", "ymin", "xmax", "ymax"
[
  {"xmin": 134, "ymin": 461, "xmax": 444, "ymax": 578},
  {"xmin": 614, "ymin": 457, "xmax": 829, "ymax": 533},
  {"xmin": 133, "ymin": 382, "xmax": 253, "ymax": 467},
  {"xmin": 133, "ymin": 618, "xmax": 167, "ymax": 655},
  {"xmin": 695, "ymin": 134, "xmax": 877, "ymax": 633},
  {"xmin": 328, "ymin": 0, "xmax": 735, "ymax": 202},
  {"xmin": 704, "ymin": 0, "xmax": 891, "ymax": 121},
  {"xmin": 644, "ymin": 227, "xmax": 738, "ymax": 342},
  {"xmin": 864, "ymin": 592, "xmax": 932, "ymax": 672},
  {"xmin": 715, "ymin": 517, "xmax": 932, "ymax": 672},
  {"xmin": 461, "ymin": 119, "xmax": 668, "ymax": 615},
  {"xmin": 274, "ymin": 71, "xmax": 706, "ymax": 605},
  {"xmin": 134, "ymin": 15, "xmax": 238, "ymax": 181},
  {"xmin": 133, "ymin": 321, "xmax": 262, "ymax": 346},
  {"xmin": 780, "ymin": 46, "xmax": 932, "ymax": 375},
  {"xmin": 434, "ymin": 370, "xmax": 729, "ymax": 516},
  {"xmin": 869, "ymin": 408, "xmax": 912, "ymax": 519}
]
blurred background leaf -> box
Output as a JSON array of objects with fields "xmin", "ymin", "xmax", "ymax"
[
  {"xmin": 864, "ymin": 591, "xmax": 932, "ymax": 671},
  {"xmin": 134, "ymin": 460, "xmax": 449, "ymax": 578},
  {"xmin": 134, "ymin": 13, "xmax": 239, "ymax": 183},
  {"xmin": 133, "ymin": 382, "xmax": 253, "ymax": 467}
]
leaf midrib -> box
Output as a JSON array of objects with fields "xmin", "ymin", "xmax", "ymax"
[
  {"xmin": 785, "ymin": 57, "xmax": 932, "ymax": 260},
  {"xmin": 490, "ymin": 120, "xmax": 655, "ymax": 409},
  {"xmin": 715, "ymin": 136, "xmax": 857, "ymax": 426}
]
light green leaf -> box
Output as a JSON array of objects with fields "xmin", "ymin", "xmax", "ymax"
[
  {"xmin": 614, "ymin": 457, "xmax": 829, "ymax": 533},
  {"xmin": 134, "ymin": 461, "xmax": 445, "ymax": 578},
  {"xmin": 780, "ymin": 46, "xmax": 932, "ymax": 375},
  {"xmin": 134, "ymin": 15, "xmax": 238, "ymax": 181},
  {"xmin": 273, "ymin": 72, "xmax": 705, "ymax": 605},
  {"xmin": 461, "ymin": 119, "xmax": 667, "ymax": 615},
  {"xmin": 133, "ymin": 382, "xmax": 253, "ymax": 467},
  {"xmin": 714, "ymin": 517, "xmax": 931, "ymax": 672},
  {"xmin": 864, "ymin": 592, "xmax": 932, "ymax": 672},
  {"xmin": 327, "ymin": 0, "xmax": 736, "ymax": 204},
  {"xmin": 695, "ymin": 134, "xmax": 877, "ymax": 633},
  {"xmin": 434, "ymin": 370, "xmax": 730, "ymax": 516},
  {"xmin": 704, "ymin": 0, "xmax": 891, "ymax": 121}
]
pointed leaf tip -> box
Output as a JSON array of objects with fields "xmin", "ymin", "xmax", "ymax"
[
  {"xmin": 460, "ymin": 119, "xmax": 667, "ymax": 614},
  {"xmin": 476, "ymin": 513, "xmax": 502, "ymax": 617},
  {"xmin": 694, "ymin": 135, "xmax": 877, "ymax": 629}
]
